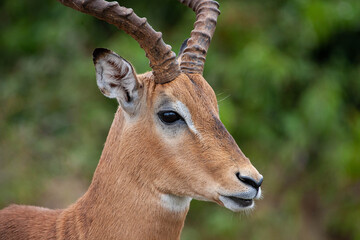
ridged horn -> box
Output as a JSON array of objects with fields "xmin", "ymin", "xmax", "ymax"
[
  {"xmin": 178, "ymin": 0, "xmax": 220, "ymax": 74},
  {"xmin": 57, "ymin": 0, "xmax": 181, "ymax": 84}
]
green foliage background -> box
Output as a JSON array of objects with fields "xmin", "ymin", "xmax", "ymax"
[{"xmin": 1, "ymin": 0, "xmax": 360, "ymax": 239}]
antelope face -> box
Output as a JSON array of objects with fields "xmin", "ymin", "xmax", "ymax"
[
  {"xmin": 151, "ymin": 74, "xmax": 263, "ymax": 212},
  {"xmin": 94, "ymin": 48, "xmax": 263, "ymax": 212}
]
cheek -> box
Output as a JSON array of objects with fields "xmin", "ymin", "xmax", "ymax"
[
  {"xmin": 153, "ymin": 115, "xmax": 188, "ymax": 143},
  {"xmin": 157, "ymin": 124, "xmax": 187, "ymax": 139},
  {"xmin": 159, "ymin": 132, "xmax": 200, "ymax": 168}
]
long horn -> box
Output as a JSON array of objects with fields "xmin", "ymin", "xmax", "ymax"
[
  {"xmin": 57, "ymin": 0, "xmax": 181, "ymax": 84},
  {"xmin": 178, "ymin": 0, "xmax": 220, "ymax": 74}
]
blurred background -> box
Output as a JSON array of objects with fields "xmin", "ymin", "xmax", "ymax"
[{"xmin": 1, "ymin": 0, "xmax": 360, "ymax": 239}]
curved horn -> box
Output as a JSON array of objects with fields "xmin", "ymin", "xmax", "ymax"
[
  {"xmin": 178, "ymin": 0, "xmax": 220, "ymax": 74},
  {"xmin": 57, "ymin": 0, "xmax": 180, "ymax": 84}
]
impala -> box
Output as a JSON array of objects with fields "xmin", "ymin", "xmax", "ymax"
[{"xmin": 0, "ymin": 0, "xmax": 263, "ymax": 239}]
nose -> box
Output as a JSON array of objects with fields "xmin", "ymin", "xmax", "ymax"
[{"xmin": 236, "ymin": 172, "xmax": 263, "ymax": 190}]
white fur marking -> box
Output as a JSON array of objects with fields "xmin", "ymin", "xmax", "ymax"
[
  {"xmin": 175, "ymin": 101, "xmax": 201, "ymax": 137},
  {"xmin": 160, "ymin": 194, "xmax": 192, "ymax": 212},
  {"xmin": 256, "ymin": 187, "xmax": 262, "ymax": 199}
]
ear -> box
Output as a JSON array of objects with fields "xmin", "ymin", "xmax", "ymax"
[{"xmin": 93, "ymin": 48, "xmax": 143, "ymax": 115}]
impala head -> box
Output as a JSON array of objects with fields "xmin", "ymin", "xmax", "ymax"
[{"xmin": 59, "ymin": 0, "xmax": 263, "ymax": 212}]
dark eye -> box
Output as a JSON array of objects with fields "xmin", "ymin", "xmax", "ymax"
[{"xmin": 158, "ymin": 111, "xmax": 183, "ymax": 124}]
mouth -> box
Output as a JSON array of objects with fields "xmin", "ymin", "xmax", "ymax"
[
  {"xmin": 217, "ymin": 187, "xmax": 262, "ymax": 212},
  {"xmin": 226, "ymin": 196, "xmax": 253, "ymax": 207},
  {"xmin": 218, "ymin": 187, "xmax": 262, "ymax": 212},
  {"xmin": 219, "ymin": 195, "xmax": 254, "ymax": 211}
]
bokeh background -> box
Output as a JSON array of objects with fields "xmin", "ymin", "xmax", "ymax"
[{"xmin": 1, "ymin": 0, "xmax": 360, "ymax": 239}]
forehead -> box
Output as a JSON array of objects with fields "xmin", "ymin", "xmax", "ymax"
[{"xmin": 152, "ymin": 74, "xmax": 218, "ymax": 113}]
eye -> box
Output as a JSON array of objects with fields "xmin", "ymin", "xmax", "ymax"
[{"xmin": 158, "ymin": 111, "xmax": 183, "ymax": 124}]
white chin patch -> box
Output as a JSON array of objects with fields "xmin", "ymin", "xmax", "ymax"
[
  {"xmin": 160, "ymin": 194, "xmax": 192, "ymax": 212},
  {"xmin": 256, "ymin": 187, "xmax": 262, "ymax": 199}
]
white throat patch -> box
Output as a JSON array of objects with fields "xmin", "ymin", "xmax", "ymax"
[{"xmin": 160, "ymin": 194, "xmax": 192, "ymax": 212}]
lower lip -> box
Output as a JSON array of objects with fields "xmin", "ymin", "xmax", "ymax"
[{"xmin": 226, "ymin": 196, "xmax": 253, "ymax": 208}]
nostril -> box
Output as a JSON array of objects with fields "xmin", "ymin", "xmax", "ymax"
[{"xmin": 236, "ymin": 172, "xmax": 263, "ymax": 189}]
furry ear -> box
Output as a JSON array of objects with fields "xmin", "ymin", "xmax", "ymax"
[{"xmin": 93, "ymin": 48, "xmax": 142, "ymax": 114}]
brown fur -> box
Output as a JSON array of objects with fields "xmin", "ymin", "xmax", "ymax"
[{"xmin": 0, "ymin": 72, "xmax": 262, "ymax": 239}]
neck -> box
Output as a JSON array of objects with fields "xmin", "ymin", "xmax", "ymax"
[{"xmin": 62, "ymin": 108, "xmax": 190, "ymax": 239}]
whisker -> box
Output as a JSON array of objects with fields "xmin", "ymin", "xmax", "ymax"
[{"xmin": 218, "ymin": 94, "xmax": 231, "ymax": 104}]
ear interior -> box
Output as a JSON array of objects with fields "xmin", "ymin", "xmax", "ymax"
[{"xmin": 93, "ymin": 48, "xmax": 142, "ymax": 113}]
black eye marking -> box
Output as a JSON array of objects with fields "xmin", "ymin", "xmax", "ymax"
[{"xmin": 158, "ymin": 111, "xmax": 184, "ymax": 124}]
